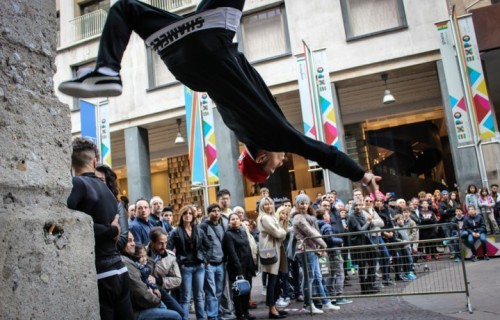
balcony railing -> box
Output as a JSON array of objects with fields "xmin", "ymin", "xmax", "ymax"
[
  {"xmin": 69, "ymin": 9, "xmax": 107, "ymax": 43},
  {"xmin": 142, "ymin": 0, "xmax": 194, "ymax": 11}
]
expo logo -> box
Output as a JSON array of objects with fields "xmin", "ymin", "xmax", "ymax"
[
  {"xmin": 454, "ymin": 111, "xmax": 467, "ymax": 139},
  {"xmin": 462, "ymin": 34, "xmax": 475, "ymax": 62},
  {"xmin": 316, "ymin": 67, "xmax": 327, "ymax": 92}
]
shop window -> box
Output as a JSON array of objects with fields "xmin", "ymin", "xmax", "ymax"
[
  {"xmin": 70, "ymin": 60, "xmax": 96, "ymax": 110},
  {"xmin": 340, "ymin": 0, "xmax": 407, "ymax": 41},
  {"xmin": 79, "ymin": 0, "xmax": 110, "ymax": 15},
  {"xmin": 239, "ymin": 6, "xmax": 291, "ymax": 63},
  {"xmin": 147, "ymin": 48, "xmax": 177, "ymax": 88}
]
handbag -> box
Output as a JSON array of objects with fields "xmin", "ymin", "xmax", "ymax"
[
  {"xmin": 232, "ymin": 276, "xmax": 251, "ymax": 297},
  {"xmin": 259, "ymin": 247, "xmax": 278, "ymax": 265},
  {"xmin": 318, "ymin": 255, "xmax": 330, "ymax": 276}
]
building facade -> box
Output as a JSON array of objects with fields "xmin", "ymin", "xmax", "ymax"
[{"xmin": 54, "ymin": 0, "xmax": 500, "ymax": 211}]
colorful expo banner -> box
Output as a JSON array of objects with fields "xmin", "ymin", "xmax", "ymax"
[
  {"xmin": 184, "ymin": 87, "xmax": 219, "ymax": 186},
  {"xmin": 456, "ymin": 15, "xmax": 496, "ymax": 140},
  {"xmin": 99, "ymin": 101, "xmax": 112, "ymax": 167},
  {"xmin": 80, "ymin": 100, "xmax": 98, "ymax": 145},
  {"xmin": 297, "ymin": 42, "xmax": 340, "ymax": 168},
  {"xmin": 199, "ymin": 92, "xmax": 219, "ymax": 184},
  {"xmin": 435, "ymin": 21, "xmax": 474, "ymax": 145},
  {"xmin": 80, "ymin": 99, "xmax": 112, "ymax": 166}
]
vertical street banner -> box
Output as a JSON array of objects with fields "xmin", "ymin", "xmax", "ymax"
[
  {"xmin": 456, "ymin": 15, "xmax": 496, "ymax": 140},
  {"xmin": 297, "ymin": 42, "xmax": 341, "ymax": 168},
  {"xmin": 313, "ymin": 49, "xmax": 340, "ymax": 149},
  {"xmin": 297, "ymin": 43, "xmax": 321, "ymax": 168},
  {"xmin": 99, "ymin": 100, "xmax": 112, "ymax": 167},
  {"xmin": 185, "ymin": 87, "xmax": 205, "ymax": 186},
  {"xmin": 199, "ymin": 93, "xmax": 219, "ymax": 184},
  {"xmin": 435, "ymin": 21, "xmax": 474, "ymax": 146},
  {"xmin": 80, "ymin": 100, "xmax": 98, "ymax": 144}
]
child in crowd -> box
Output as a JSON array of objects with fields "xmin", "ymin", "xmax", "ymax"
[
  {"xmin": 402, "ymin": 207, "xmax": 419, "ymax": 254},
  {"xmin": 317, "ymin": 209, "xmax": 352, "ymax": 305},
  {"xmin": 464, "ymin": 206, "xmax": 489, "ymax": 261},
  {"xmin": 134, "ymin": 244, "xmax": 158, "ymax": 290},
  {"xmin": 393, "ymin": 212, "xmax": 417, "ymax": 281},
  {"xmin": 449, "ymin": 207, "xmax": 468, "ymax": 262}
]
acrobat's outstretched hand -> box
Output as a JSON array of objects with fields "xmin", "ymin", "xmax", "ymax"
[{"xmin": 359, "ymin": 172, "xmax": 382, "ymax": 195}]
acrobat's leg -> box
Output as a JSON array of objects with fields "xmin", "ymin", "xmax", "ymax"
[
  {"xmin": 96, "ymin": 0, "xmax": 182, "ymax": 72},
  {"xmin": 196, "ymin": 0, "xmax": 245, "ymax": 12}
]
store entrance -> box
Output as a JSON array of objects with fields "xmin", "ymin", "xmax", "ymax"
[{"xmin": 346, "ymin": 110, "xmax": 455, "ymax": 199}]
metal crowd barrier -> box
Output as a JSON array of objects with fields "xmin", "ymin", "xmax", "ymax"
[{"xmin": 301, "ymin": 223, "xmax": 472, "ymax": 314}]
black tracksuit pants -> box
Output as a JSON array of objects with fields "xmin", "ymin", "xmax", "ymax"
[{"xmin": 96, "ymin": 0, "xmax": 365, "ymax": 181}]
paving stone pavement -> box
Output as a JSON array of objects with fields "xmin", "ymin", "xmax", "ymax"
[
  {"xmin": 188, "ymin": 257, "xmax": 499, "ymax": 319},
  {"xmin": 242, "ymin": 257, "xmax": 499, "ymax": 319}
]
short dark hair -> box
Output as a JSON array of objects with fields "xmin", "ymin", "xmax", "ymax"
[
  {"xmin": 71, "ymin": 137, "xmax": 99, "ymax": 168},
  {"xmin": 150, "ymin": 226, "xmax": 168, "ymax": 243},
  {"xmin": 491, "ymin": 184, "xmax": 499, "ymax": 188},
  {"xmin": 96, "ymin": 164, "xmax": 119, "ymax": 197},
  {"xmin": 207, "ymin": 203, "xmax": 221, "ymax": 213},
  {"xmin": 315, "ymin": 208, "xmax": 326, "ymax": 219},
  {"xmin": 135, "ymin": 197, "xmax": 149, "ymax": 207},
  {"xmin": 394, "ymin": 213, "xmax": 404, "ymax": 221},
  {"xmin": 162, "ymin": 206, "xmax": 173, "ymax": 213},
  {"xmin": 217, "ymin": 189, "xmax": 231, "ymax": 199},
  {"xmin": 134, "ymin": 244, "xmax": 147, "ymax": 256}
]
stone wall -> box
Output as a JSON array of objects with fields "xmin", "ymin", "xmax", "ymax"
[{"xmin": 0, "ymin": 1, "xmax": 99, "ymax": 318}]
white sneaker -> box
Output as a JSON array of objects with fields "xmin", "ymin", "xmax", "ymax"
[
  {"xmin": 261, "ymin": 286, "xmax": 267, "ymax": 296},
  {"xmin": 322, "ymin": 302, "xmax": 340, "ymax": 311},
  {"xmin": 284, "ymin": 297, "xmax": 291, "ymax": 304},
  {"xmin": 276, "ymin": 297, "xmax": 289, "ymax": 308},
  {"xmin": 303, "ymin": 304, "xmax": 323, "ymax": 314}
]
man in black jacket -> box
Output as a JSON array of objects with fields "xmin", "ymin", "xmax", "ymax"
[
  {"xmin": 347, "ymin": 200, "xmax": 378, "ymax": 294},
  {"xmin": 199, "ymin": 204, "xmax": 226, "ymax": 320},
  {"xmin": 67, "ymin": 137, "xmax": 133, "ymax": 320}
]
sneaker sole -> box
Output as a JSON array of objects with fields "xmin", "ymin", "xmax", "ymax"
[
  {"xmin": 302, "ymin": 309, "xmax": 323, "ymax": 314},
  {"xmin": 323, "ymin": 307, "xmax": 340, "ymax": 311},
  {"xmin": 336, "ymin": 301, "xmax": 353, "ymax": 305},
  {"xmin": 59, "ymin": 82, "xmax": 122, "ymax": 98}
]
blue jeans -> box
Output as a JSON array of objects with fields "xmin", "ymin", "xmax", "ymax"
[
  {"xmin": 467, "ymin": 232, "xmax": 487, "ymax": 256},
  {"xmin": 204, "ymin": 263, "xmax": 224, "ymax": 320},
  {"xmin": 451, "ymin": 230, "xmax": 468, "ymax": 258},
  {"xmin": 278, "ymin": 270, "xmax": 291, "ymax": 299},
  {"xmin": 298, "ymin": 252, "xmax": 329, "ymax": 305},
  {"xmin": 180, "ymin": 264, "xmax": 205, "ymax": 320},
  {"xmin": 136, "ymin": 302, "xmax": 182, "ymax": 320},
  {"xmin": 289, "ymin": 259, "xmax": 302, "ymax": 297},
  {"xmin": 371, "ymin": 236, "xmax": 391, "ymax": 280}
]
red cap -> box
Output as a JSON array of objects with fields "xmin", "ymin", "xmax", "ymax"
[{"xmin": 238, "ymin": 149, "xmax": 269, "ymax": 183}]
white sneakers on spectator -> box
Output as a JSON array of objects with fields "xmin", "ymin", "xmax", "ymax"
[
  {"xmin": 303, "ymin": 304, "xmax": 323, "ymax": 314},
  {"xmin": 276, "ymin": 297, "xmax": 290, "ymax": 309},
  {"xmin": 261, "ymin": 286, "xmax": 267, "ymax": 296},
  {"xmin": 322, "ymin": 302, "xmax": 341, "ymax": 311}
]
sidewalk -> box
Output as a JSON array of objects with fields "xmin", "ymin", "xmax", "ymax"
[
  {"xmin": 404, "ymin": 256, "xmax": 500, "ymax": 319},
  {"xmin": 243, "ymin": 257, "xmax": 500, "ymax": 319}
]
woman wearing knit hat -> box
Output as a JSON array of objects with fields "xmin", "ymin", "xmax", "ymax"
[{"xmin": 291, "ymin": 194, "xmax": 340, "ymax": 314}]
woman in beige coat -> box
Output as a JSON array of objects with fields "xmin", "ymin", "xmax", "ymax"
[{"xmin": 258, "ymin": 197, "xmax": 287, "ymax": 319}]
